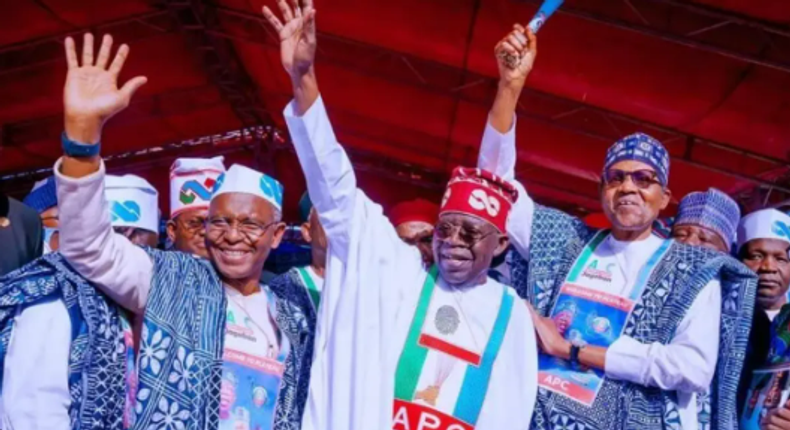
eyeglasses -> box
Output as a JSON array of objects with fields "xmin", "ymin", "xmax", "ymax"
[
  {"xmin": 177, "ymin": 215, "xmax": 207, "ymax": 233},
  {"xmin": 206, "ymin": 217, "xmax": 279, "ymax": 242},
  {"xmin": 603, "ymin": 169, "xmax": 660, "ymax": 189},
  {"xmin": 434, "ymin": 221, "xmax": 496, "ymax": 246}
]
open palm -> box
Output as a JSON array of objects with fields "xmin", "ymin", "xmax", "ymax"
[
  {"xmin": 263, "ymin": 0, "xmax": 317, "ymax": 78},
  {"xmin": 64, "ymin": 33, "xmax": 147, "ymax": 124}
]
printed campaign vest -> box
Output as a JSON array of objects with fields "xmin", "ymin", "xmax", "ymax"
[
  {"xmin": 510, "ymin": 206, "xmax": 757, "ymax": 430},
  {"xmin": 392, "ymin": 267, "xmax": 515, "ymax": 430},
  {"xmin": 538, "ymin": 231, "xmax": 672, "ymax": 405}
]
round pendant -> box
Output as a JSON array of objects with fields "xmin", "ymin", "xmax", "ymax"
[
  {"xmin": 0, "ymin": 217, "xmax": 9, "ymax": 228},
  {"xmin": 435, "ymin": 305, "xmax": 460, "ymax": 335}
]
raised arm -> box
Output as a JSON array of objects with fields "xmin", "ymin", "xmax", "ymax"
[
  {"xmin": 478, "ymin": 25, "xmax": 538, "ymax": 258},
  {"xmin": 263, "ymin": 0, "xmax": 414, "ymax": 264},
  {"xmin": 56, "ymin": 33, "xmax": 152, "ymax": 313}
]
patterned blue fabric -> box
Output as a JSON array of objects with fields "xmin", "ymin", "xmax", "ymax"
[
  {"xmin": 604, "ymin": 133, "xmax": 670, "ymax": 186},
  {"xmin": 510, "ymin": 206, "xmax": 757, "ymax": 430},
  {"xmin": 0, "ymin": 253, "xmax": 127, "ymax": 430},
  {"xmin": 23, "ymin": 176, "xmax": 57, "ymax": 213},
  {"xmin": 133, "ymin": 249, "xmax": 314, "ymax": 430},
  {"xmin": 675, "ymin": 188, "xmax": 741, "ymax": 246}
]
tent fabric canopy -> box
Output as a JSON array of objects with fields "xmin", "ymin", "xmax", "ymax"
[{"xmin": 1, "ymin": 0, "xmax": 789, "ymax": 220}]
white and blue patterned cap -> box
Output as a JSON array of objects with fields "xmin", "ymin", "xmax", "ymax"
[
  {"xmin": 737, "ymin": 209, "xmax": 790, "ymax": 251},
  {"xmin": 675, "ymin": 188, "xmax": 740, "ymax": 245},
  {"xmin": 211, "ymin": 164, "xmax": 283, "ymax": 211},
  {"xmin": 105, "ymin": 174, "xmax": 160, "ymax": 234},
  {"xmin": 604, "ymin": 133, "xmax": 670, "ymax": 186}
]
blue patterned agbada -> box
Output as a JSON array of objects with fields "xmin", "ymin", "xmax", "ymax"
[
  {"xmin": 0, "ymin": 253, "xmax": 128, "ymax": 430},
  {"xmin": 510, "ymin": 206, "xmax": 757, "ymax": 430},
  {"xmin": 132, "ymin": 248, "xmax": 314, "ymax": 430}
]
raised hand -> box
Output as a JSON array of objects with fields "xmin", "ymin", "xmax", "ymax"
[
  {"xmin": 63, "ymin": 33, "xmax": 147, "ymax": 144},
  {"xmin": 495, "ymin": 24, "xmax": 537, "ymax": 91},
  {"xmin": 262, "ymin": 0, "xmax": 317, "ymax": 80}
]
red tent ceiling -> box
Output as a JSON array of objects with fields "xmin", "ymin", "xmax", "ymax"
[{"xmin": 1, "ymin": 0, "xmax": 789, "ymax": 220}]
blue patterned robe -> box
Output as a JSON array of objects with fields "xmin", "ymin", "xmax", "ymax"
[
  {"xmin": 133, "ymin": 249, "xmax": 314, "ymax": 430},
  {"xmin": 510, "ymin": 206, "xmax": 757, "ymax": 430},
  {"xmin": 0, "ymin": 253, "xmax": 128, "ymax": 430}
]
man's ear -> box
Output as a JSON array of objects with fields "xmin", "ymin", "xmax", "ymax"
[
  {"xmin": 166, "ymin": 220, "xmax": 177, "ymax": 243},
  {"xmin": 270, "ymin": 222, "xmax": 288, "ymax": 249},
  {"xmin": 660, "ymin": 188, "xmax": 672, "ymax": 210},
  {"xmin": 493, "ymin": 234, "xmax": 510, "ymax": 258},
  {"xmin": 301, "ymin": 221, "xmax": 312, "ymax": 244}
]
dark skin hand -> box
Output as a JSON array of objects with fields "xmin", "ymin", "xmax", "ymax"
[
  {"xmin": 526, "ymin": 302, "xmax": 607, "ymax": 370},
  {"xmin": 59, "ymin": 33, "xmax": 147, "ymax": 179},
  {"xmin": 763, "ymin": 400, "xmax": 790, "ymax": 430}
]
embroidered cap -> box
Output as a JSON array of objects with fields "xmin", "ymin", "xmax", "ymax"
[
  {"xmin": 105, "ymin": 174, "xmax": 160, "ymax": 234},
  {"xmin": 170, "ymin": 156, "xmax": 225, "ymax": 218},
  {"xmin": 390, "ymin": 199, "xmax": 440, "ymax": 227},
  {"xmin": 211, "ymin": 164, "xmax": 283, "ymax": 211},
  {"xmin": 23, "ymin": 176, "xmax": 58, "ymax": 213},
  {"xmin": 439, "ymin": 167, "xmax": 518, "ymax": 233},
  {"xmin": 675, "ymin": 188, "xmax": 740, "ymax": 246},
  {"xmin": 737, "ymin": 209, "xmax": 790, "ymax": 251},
  {"xmin": 604, "ymin": 133, "xmax": 670, "ymax": 186}
]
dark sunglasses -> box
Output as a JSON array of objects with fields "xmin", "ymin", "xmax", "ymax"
[
  {"xmin": 434, "ymin": 221, "xmax": 496, "ymax": 246},
  {"xmin": 603, "ymin": 169, "xmax": 660, "ymax": 189}
]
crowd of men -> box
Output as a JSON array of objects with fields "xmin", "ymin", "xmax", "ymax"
[{"xmin": 1, "ymin": 1, "xmax": 789, "ymax": 430}]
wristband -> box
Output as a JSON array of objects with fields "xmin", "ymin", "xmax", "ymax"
[{"xmin": 62, "ymin": 132, "xmax": 101, "ymax": 158}]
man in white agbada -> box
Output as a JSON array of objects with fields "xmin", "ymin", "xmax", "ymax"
[
  {"xmin": 0, "ymin": 173, "xmax": 159, "ymax": 430},
  {"xmin": 167, "ymin": 156, "xmax": 226, "ymax": 257},
  {"xmin": 477, "ymin": 24, "xmax": 756, "ymax": 430},
  {"xmin": 262, "ymin": 2, "xmax": 538, "ymax": 430}
]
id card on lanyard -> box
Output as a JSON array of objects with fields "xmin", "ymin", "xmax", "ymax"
[{"xmin": 537, "ymin": 231, "xmax": 671, "ymax": 406}]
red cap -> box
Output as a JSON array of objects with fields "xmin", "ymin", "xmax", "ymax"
[
  {"xmin": 439, "ymin": 167, "xmax": 517, "ymax": 232},
  {"xmin": 390, "ymin": 198, "xmax": 440, "ymax": 227}
]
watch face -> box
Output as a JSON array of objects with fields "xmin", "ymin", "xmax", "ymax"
[{"xmin": 570, "ymin": 338, "xmax": 587, "ymax": 348}]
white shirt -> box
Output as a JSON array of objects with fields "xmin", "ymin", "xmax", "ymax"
[
  {"xmin": 1, "ymin": 298, "xmax": 71, "ymax": 430},
  {"xmin": 477, "ymin": 117, "xmax": 722, "ymax": 430},
  {"xmin": 284, "ymin": 96, "xmax": 538, "ymax": 430}
]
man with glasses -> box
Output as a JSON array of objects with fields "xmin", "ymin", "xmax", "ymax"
[
  {"xmin": 263, "ymin": 3, "xmax": 538, "ymax": 430},
  {"xmin": 49, "ymin": 32, "xmax": 316, "ymax": 430},
  {"xmin": 478, "ymin": 24, "xmax": 756, "ymax": 430},
  {"xmin": 167, "ymin": 156, "xmax": 225, "ymax": 257}
]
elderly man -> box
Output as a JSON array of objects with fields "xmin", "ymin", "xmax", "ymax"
[
  {"xmin": 51, "ymin": 32, "xmax": 315, "ymax": 430},
  {"xmin": 166, "ymin": 156, "xmax": 225, "ymax": 257},
  {"xmin": 0, "ymin": 173, "xmax": 158, "ymax": 430},
  {"xmin": 23, "ymin": 176, "xmax": 59, "ymax": 253},
  {"xmin": 263, "ymin": 3, "xmax": 538, "ymax": 430},
  {"xmin": 478, "ymin": 24, "xmax": 756, "ymax": 430},
  {"xmin": 0, "ymin": 193, "xmax": 42, "ymax": 276},
  {"xmin": 736, "ymin": 209, "xmax": 790, "ymax": 429},
  {"xmin": 671, "ymin": 188, "xmax": 740, "ymax": 253}
]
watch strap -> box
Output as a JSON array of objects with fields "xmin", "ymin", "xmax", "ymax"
[{"xmin": 62, "ymin": 132, "xmax": 101, "ymax": 158}]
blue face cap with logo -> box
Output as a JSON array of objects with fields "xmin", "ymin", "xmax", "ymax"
[
  {"xmin": 737, "ymin": 208, "xmax": 790, "ymax": 252},
  {"xmin": 105, "ymin": 174, "xmax": 160, "ymax": 235}
]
